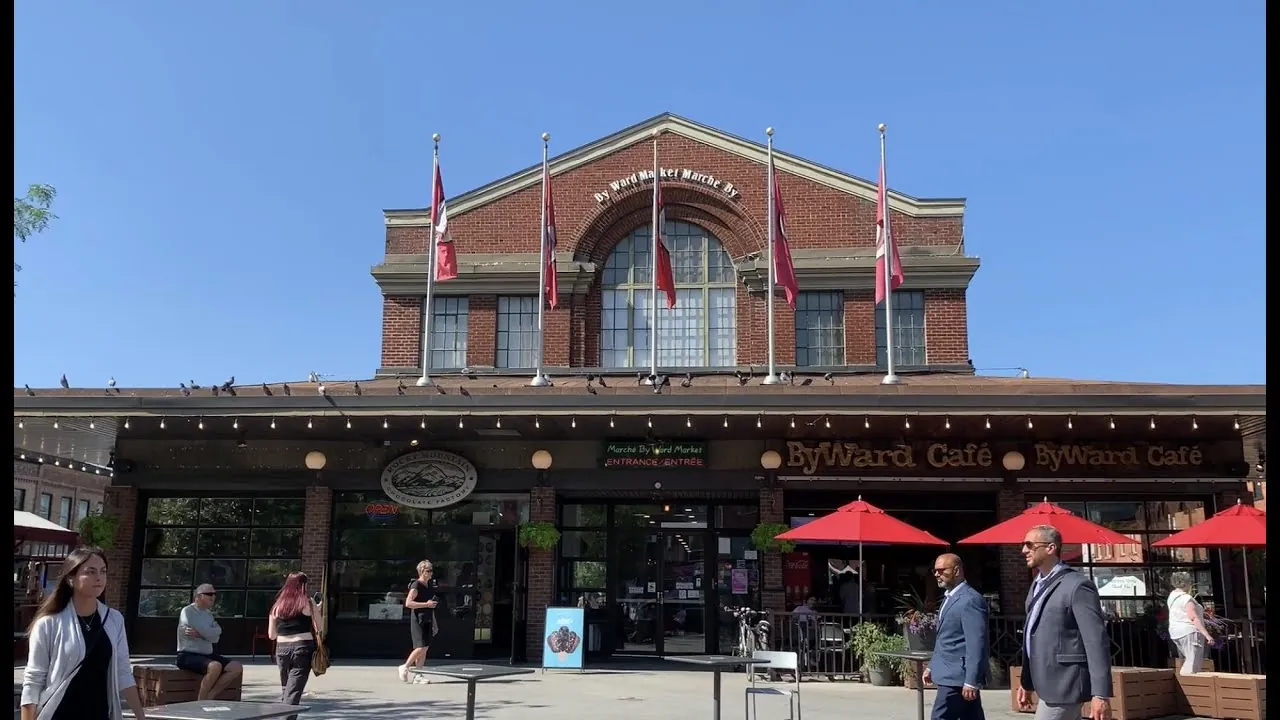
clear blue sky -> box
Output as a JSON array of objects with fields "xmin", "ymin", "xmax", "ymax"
[{"xmin": 14, "ymin": 1, "xmax": 1266, "ymax": 389}]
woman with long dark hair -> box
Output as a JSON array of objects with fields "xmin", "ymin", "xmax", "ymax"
[
  {"xmin": 20, "ymin": 546, "xmax": 147, "ymax": 720},
  {"xmin": 268, "ymin": 571, "xmax": 322, "ymax": 713}
]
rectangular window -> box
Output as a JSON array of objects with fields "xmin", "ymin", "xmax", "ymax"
[
  {"xmin": 422, "ymin": 296, "xmax": 469, "ymax": 370},
  {"xmin": 138, "ymin": 497, "xmax": 305, "ymax": 619},
  {"xmin": 495, "ymin": 296, "xmax": 538, "ymax": 369},
  {"xmin": 38, "ymin": 493, "xmax": 52, "ymax": 520},
  {"xmin": 14, "ymin": 488, "xmax": 26, "ymax": 511},
  {"xmin": 95, "ymin": 502, "xmax": 103, "ymax": 515},
  {"xmin": 795, "ymin": 291, "xmax": 845, "ymax": 367},
  {"xmin": 58, "ymin": 497, "xmax": 73, "ymax": 528},
  {"xmin": 875, "ymin": 290, "xmax": 926, "ymax": 367},
  {"xmin": 77, "ymin": 499, "xmax": 92, "ymax": 524}
]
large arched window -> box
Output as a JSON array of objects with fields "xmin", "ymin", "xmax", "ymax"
[{"xmin": 600, "ymin": 221, "xmax": 737, "ymax": 368}]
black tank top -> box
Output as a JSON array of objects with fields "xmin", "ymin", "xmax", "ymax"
[{"xmin": 276, "ymin": 613, "xmax": 312, "ymax": 637}]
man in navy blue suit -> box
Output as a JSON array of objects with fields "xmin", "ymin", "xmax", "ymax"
[{"xmin": 923, "ymin": 553, "xmax": 989, "ymax": 720}]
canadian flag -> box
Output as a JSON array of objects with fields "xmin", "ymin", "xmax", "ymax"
[
  {"xmin": 432, "ymin": 159, "xmax": 458, "ymax": 282},
  {"xmin": 542, "ymin": 162, "xmax": 558, "ymax": 309},
  {"xmin": 874, "ymin": 157, "xmax": 903, "ymax": 303},
  {"xmin": 654, "ymin": 173, "xmax": 676, "ymax": 309},
  {"xmin": 770, "ymin": 155, "xmax": 799, "ymax": 309}
]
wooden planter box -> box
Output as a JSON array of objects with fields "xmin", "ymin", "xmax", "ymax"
[
  {"xmin": 1175, "ymin": 671, "xmax": 1218, "ymax": 718},
  {"xmin": 1211, "ymin": 673, "xmax": 1266, "ymax": 720},
  {"xmin": 1168, "ymin": 656, "xmax": 1216, "ymax": 673},
  {"xmin": 133, "ymin": 664, "xmax": 242, "ymax": 708},
  {"xmin": 1008, "ymin": 666, "xmax": 1176, "ymax": 720}
]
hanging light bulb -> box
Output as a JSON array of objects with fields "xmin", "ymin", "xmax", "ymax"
[
  {"xmin": 231, "ymin": 418, "xmax": 237, "ymax": 430},
  {"xmin": 904, "ymin": 417, "xmax": 911, "ymax": 430},
  {"xmin": 198, "ymin": 418, "xmax": 204, "ymax": 430},
  {"xmin": 864, "ymin": 416, "xmax": 870, "ymax": 429},
  {"xmin": 647, "ymin": 416, "xmax": 653, "ymax": 429},
  {"xmin": 89, "ymin": 420, "xmax": 95, "ymax": 430},
  {"xmin": 944, "ymin": 416, "xmax": 951, "ymax": 430},
  {"xmin": 307, "ymin": 418, "xmax": 313, "ymax": 430},
  {"xmin": 686, "ymin": 416, "xmax": 692, "ymax": 428},
  {"xmin": 1067, "ymin": 416, "xmax": 1073, "ymax": 430},
  {"xmin": 1149, "ymin": 416, "xmax": 1156, "ymax": 430},
  {"xmin": 723, "ymin": 416, "xmax": 728, "ymax": 429},
  {"xmin": 1191, "ymin": 416, "xmax": 1198, "ymax": 431},
  {"xmin": 984, "ymin": 416, "xmax": 991, "ymax": 430},
  {"xmin": 756, "ymin": 415, "xmax": 762, "ymax": 429},
  {"xmin": 609, "ymin": 415, "xmax": 615, "ymax": 428},
  {"xmin": 419, "ymin": 417, "xmax": 426, "ymax": 429},
  {"xmin": 571, "ymin": 417, "xmax": 577, "ymax": 428},
  {"xmin": 789, "ymin": 416, "xmax": 796, "ymax": 429},
  {"xmin": 458, "ymin": 416, "xmax": 464, "ymax": 429},
  {"xmin": 1233, "ymin": 416, "xmax": 1240, "ymax": 431},
  {"xmin": 17, "ymin": 420, "xmax": 22, "ymax": 429},
  {"xmin": 124, "ymin": 418, "xmax": 130, "ymax": 430},
  {"xmin": 496, "ymin": 416, "xmax": 502, "ymax": 428},
  {"xmin": 824, "ymin": 416, "xmax": 831, "ymax": 429},
  {"xmin": 535, "ymin": 416, "xmax": 541, "ymax": 429},
  {"xmin": 270, "ymin": 418, "xmax": 277, "ymax": 430},
  {"xmin": 1109, "ymin": 416, "xmax": 1116, "ymax": 430},
  {"xmin": 383, "ymin": 418, "xmax": 389, "ymax": 429},
  {"xmin": 160, "ymin": 418, "xmax": 166, "ymax": 430},
  {"xmin": 53, "ymin": 420, "xmax": 59, "ymax": 430},
  {"xmin": 1026, "ymin": 417, "xmax": 1034, "ymax": 430},
  {"xmin": 348, "ymin": 418, "xmax": 354, "ymax": 430}
]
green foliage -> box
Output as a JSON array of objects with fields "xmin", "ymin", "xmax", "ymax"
[
  {"xmin": 78, "ymin": 513, "xmax": 119, "ymax": 550},
  {"xmin": 518, "ymin": 521, "xmax": 561, "ymax": 550},
  {"xmin": 847, "ymin": 622, "xmax": 909, "ymax": 675},
  {"xmin": 750, "ymin": 523, "xmax": 796, "ymax": 553},
  {"xmin": 14, "ymin": 183, "xmax": 57, "ymax": 267}
]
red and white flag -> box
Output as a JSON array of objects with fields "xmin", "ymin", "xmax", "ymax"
[
  {"xmin": 874, "ymin": 157, "xmax": 903, "ymax": 303},
  {"xmin": 654, "ymin": 172, "xmax": 677, "ymax": 309},
  {"xmin": 542, "ymin": 162, "xmax": 558, "ymax": 309},
  {"xmin": 770, "ymin": 156, "xmax": 799, "ymax": 309},
  {"xmin": 432, "ymin": 159, "xmax": 458, "ymax": 281}
]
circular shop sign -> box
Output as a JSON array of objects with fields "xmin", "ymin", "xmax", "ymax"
[{"xmin": 380, "ymin": 450, "xmax": 479, "ymax": 510}]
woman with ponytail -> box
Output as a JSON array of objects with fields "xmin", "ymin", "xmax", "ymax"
[{"xmin": 20, "ymin": 546, "xmax": 147, "ymax": 720}]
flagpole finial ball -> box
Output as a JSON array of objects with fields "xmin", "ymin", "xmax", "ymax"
[
  {"xmin": 541, "ymin": 132, "xmax": 550, "ymax": 142},
  {"xmin": 877, "ymin": 123, "xmax": 886, "ymax": 133},
  {"xmin": 766, "ymin": 127, "xmax": 774, "ymax": 137},
  {"xmin": 432, "ymin": 133, "xmax": 441, "ymax": 143}
]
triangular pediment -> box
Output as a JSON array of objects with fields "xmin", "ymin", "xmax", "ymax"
[{"xmin": 385, "ymin": 113, "xmax": 964, "ymax": 226}]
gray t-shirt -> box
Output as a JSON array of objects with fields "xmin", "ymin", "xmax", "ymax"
[{"xmin": 177, "ymin": 603, "xmax": 222, "ymax": 655}]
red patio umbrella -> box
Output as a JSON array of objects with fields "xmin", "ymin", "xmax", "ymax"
[
  {"xmin": 775, "ymin": 497, "xmax": 948, "ymax": 617},
  {"xmin": 957, "ymin": 499, "xmax": 1141, "ymax": 547},
  {"xmin": 1152, "ymin": 500, "xmax": 1266, "ymax": 628}
]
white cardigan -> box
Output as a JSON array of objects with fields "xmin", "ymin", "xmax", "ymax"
[{"xmin": 21, "ymin": 601, "xmax": 136, "ymax": 720}]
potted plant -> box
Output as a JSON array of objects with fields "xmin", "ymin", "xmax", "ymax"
[
  {"xmin": 78, "ymin": 513, "xmax": 119, "ymax": 550},
  {"xmin": 749, "ymin": 523, "xmax": 796, "ymax": 554},
  {"xmin": 895, "ymin": 587, "xmax": 939, "ymax": 652},
  {"xmin": 517, "ymin": 522, "xmax": 561, "ymax": 551},
  {"xmin": 848, "ymin": 622, "xmax": 904, "ymax": 687}
]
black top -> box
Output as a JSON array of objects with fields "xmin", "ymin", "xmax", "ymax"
[
  {"xmin": 407, "ymin": 665, "xmax": 535, "ymax": 682},
  {"xmin": 275, "ymin": 612, "xmax": 312, "ymax": 637},
  {"xmin": 408, "ymin": 578, "xmax": 440, "ymax": 624},
  {"xmin": 663, "ymin": 655, "xmax": 772, "ymax": 667},
  {"xmin": 124, "ymin": 700, "xmax": 310, "ymax": 719},
  {"xmin": 53, "ymin": 611, "xmax": 112, "ymax": 720}
]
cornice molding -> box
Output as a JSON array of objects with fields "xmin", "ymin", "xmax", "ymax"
[{"xmin": 371, "ymin": 253, "xmax": 598, "ymax": 296}]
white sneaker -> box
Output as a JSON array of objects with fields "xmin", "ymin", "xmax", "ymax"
[{"xmin": 397, "ymin": 664, "xmax": 409, "ymax": 683}]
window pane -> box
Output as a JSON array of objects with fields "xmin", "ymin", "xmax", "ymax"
[
  {"xmin": 1150, "ymin": 567, "xmax": 1214, "ymax": 598},
  {"xmin": 795, "ymin": 291, "xmax": 845, "ymax": 367},
  {"xmin": 194, "ymin": 558, "xmax": 248, "ymax": 587},
  {"xmin": 425, "ymin": 296, "xmax": 469, "ymax": 370},
  {"xmin": 1147, "ymin": 535, "xmax": 1210, "ymax": 563},
  {"xmin": 572, "ymin": 561, "xmax": 607, "ymax": 589},
  {"xmin": 561, "ymin": 504, "xmax": 607, "ymax": 527},
  {"xmin": 561, "ymin": 531, "xmax": 607, "ymax": 560},
  {"xmin": 212, "ymin": 590, "xmax": 246, "ymax": 618},
  {"xmin": 147, "ymin": 498, "xmax": 200, "ymax": 526},
  {"xmin": 246, "ymin": 590, "xmax": 278, "ymax": 619},
  {"xmin": 144, "ymin": 528, "xmax": 196, "ymax": 557},
  {"xmin": 253, "ymin": 498, "xmax": 305, "ymax": 527},
  {"xmin": 196, "ymin": 529, "xmax": 250, "ymax": 556},
  {"xmin": 1144, "ymin": 501, "xmax": 1207, "ymax": 532},
  {"xmin": 140, "ymin": 559, "xmax": 193, "ymax": 587},
  {"xmin": 496, "ymin": 296, "xmax": 539, "ymax": 369},
  {"xmin": 874, "ymin": 290, "xmax": 926, "ymax": 368},
  {"xmin": 714, "ymin": 505, "xmax": 760, "ymax": 529},
  {"xmin": 200, "ymin": 499, "xmax": 253, "ymax": 526},
  {"xmin": 248, "ymin": 559, "xmax": 302, "ymax": 588},
  {"xmin": 138, "ymin": 589, "xmax": 190, "ymax": 618},
  {"xmin": 250, "ymin": 528, "xmax": 302, "ymax": 556},
  {"xmin": 1085, "ymin": 502, "xmax": 1144, "ymax": 532}
]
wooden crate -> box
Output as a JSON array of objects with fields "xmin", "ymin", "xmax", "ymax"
[
  {"xmin": 1168, "ymin": 656, "xmax": 1216, "ymax": 673},
  {"xmin": 1212, "ymin": 673, "xmax": 1266, "ymax": 720},
  {"xmin": 1008, "ymin": 666, "xmax": 1176, "ymax": 720},
  {"xmin": 1176, "ymin": 671, "xmax": 1218, "ymax": 718},
  {"xmin": 133, "ymin": 665, "xmax": 242, "ymax": 708}
]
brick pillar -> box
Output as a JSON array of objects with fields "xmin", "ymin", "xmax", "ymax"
[
  {"xmin": 302, "ymin": 486, "xmax": 333, "ymax": 582},
  {"xmin": 759, "ymin": 486, "xmax": 785, "ymax": 613},
  {"xmin": 102, "ymin": 485, "xmax": 138, "ymax": 611},
  {"xmin": 996, "ymin": 485, "xmax": 1029, "ymax": 614},
  {"xmin": 524, "ymin": 486, "xmax": 556, "ymax": 655}
]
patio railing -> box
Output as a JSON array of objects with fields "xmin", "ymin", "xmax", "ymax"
[{"xmin": 763, "ymin": 611, "xmax": 1266, "ymax": 681}]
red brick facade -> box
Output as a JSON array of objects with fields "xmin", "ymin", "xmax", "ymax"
[{"xmin": 378, "ymin": 117, "xmax": 974, "ymax": 371}]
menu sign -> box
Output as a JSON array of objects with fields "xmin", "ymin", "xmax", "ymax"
[{"xmin": 602, "ymin": 441, "xmax": 708, "ymax": 468}]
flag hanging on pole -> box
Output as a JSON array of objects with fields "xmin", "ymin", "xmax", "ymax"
[
  {"xmin": 433, "ymin": 161, "xmax": 458, "ymax": 281},
  {"xmin": 542, "ymin": 162, "xmax": 558, "ymax": 309},
  {"xmin": 769, "ymin": 155, "xmax": 799, "ymax": 309},
  {"xmin": 654, "ymin": 173, "xmax": 677, "ymax": 309},
  {"xmin": 874, "ymin": 157, "xmax": 903, "ymax": 304}
]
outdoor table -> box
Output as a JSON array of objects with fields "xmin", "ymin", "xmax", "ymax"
[
  {"xmin": 408, "ymin": 664, "xmax": 534, "ymax": 720},
  {"xmin": 664, "ymin": 655, "xmax": 772, "ymax": 720},
  {"xmin": 874, "ymin": 650, "xmax": 933, "ymax": 720},
  {"xmin": 125, "ymin": 700, "xmax": 308, "ymax": 720}
]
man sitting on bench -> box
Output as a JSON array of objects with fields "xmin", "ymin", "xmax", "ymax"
[{"xmin": 176, "ymin": 584, "xmax": 243, "ymax": 700}]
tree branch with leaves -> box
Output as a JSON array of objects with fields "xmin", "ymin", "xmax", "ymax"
[{"xmin": 14, "ymin": 183, "xmax": 57, "ymax": 281}]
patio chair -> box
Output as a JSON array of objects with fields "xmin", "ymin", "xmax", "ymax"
[{"xmin": 745, "ymin": 650, "xmax": 801, "ymax": 720}]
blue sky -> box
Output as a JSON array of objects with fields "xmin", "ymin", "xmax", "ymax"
[{"xmin": 14, "ymin": 1, "xmax": 1266, "ymax": 388}]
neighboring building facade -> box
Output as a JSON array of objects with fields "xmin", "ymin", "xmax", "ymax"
[
  {"xmin": 14, "ymin": 459, "xmax": 109, "ymax": 528},
  {"xmin": 13, "ymin": 114, "xmax": 1267, "ymax": 665}
]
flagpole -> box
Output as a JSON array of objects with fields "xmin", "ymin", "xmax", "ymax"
[
  {"xmin": 530, "ymin": 132, "xmax": 553, "ymax": 387},
  {"xmin": 879, "ymin": 123, "xmax": 902, "ymax": 386},
  {"xmin": 416, "ymin": 134, "xmax": 441, "ymax": 387},
  {"xmin": 762, "ymin": 127, "xmax": 781, "ymax": 385},
  {"xmin": 648, "ymin": 133, "xmax": 659, "ymax": 381}
]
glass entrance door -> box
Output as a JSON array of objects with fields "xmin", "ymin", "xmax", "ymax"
[{"xmin": 612, "ymin": 505, "xmax": 710, "ymax": 655}]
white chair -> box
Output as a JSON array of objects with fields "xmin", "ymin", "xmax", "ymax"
[{"xmin": 745, "ymin": 650, "xmax": 801, "ymax": 720}]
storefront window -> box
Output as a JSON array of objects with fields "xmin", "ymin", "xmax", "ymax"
[
  {"xmin": 1034, "ymin": 498, "xmax": 1215, "ymax": 619},
  {"xmin": 138, "ymin": 496, "xmax": 304, "ymax": 619}
]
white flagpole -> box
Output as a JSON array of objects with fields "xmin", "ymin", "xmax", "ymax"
[
  {"xmin": 762, "ymin": 127, "xmax": 781, "ymax": 385},
  {"xmin": 530, "ymin": 133, "xmax": 552, "ymax": 387},
  {"xmin": 880, "ymin": 124, "xmax": 902, "ymax": 386},
  {"xmin": 648, "ymin": 134, "xmax": 659, "ymax": 380},
  {"xmin": 416, "ymin": 134, "xmax": 441, "ymax": 387}
]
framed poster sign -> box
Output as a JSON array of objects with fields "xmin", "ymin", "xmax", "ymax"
[{"xmin": 541, "ymin": 606, "xmax": 586, "ymax": 671}]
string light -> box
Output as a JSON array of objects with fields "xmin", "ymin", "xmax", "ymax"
[
  {"xmin": 1067, "ymin": 416, "xmax": 1073, "ymax": 430},
  {"xmin": 756, "ymin": 415, "xmax": 762, "ymax": 429},
  {"xmin": 686, "ymin": 416, "xmax": 692, "ymax": 428},
  {"xmin": 53, "ymin": 420, "xmax": 59, "ymax": 429},
  {"xmin": 231, "ymin": 418, "xmax": 237, "ymax": 430},
  {"xmin": 1233, "ymin": 416, "xmax": 1240, "ymax": 431},
  {"xmin": 984, "ymin": 416, "xmax": 991, "ymax": 430},
  {"xmin": 863, "ymin": 416, "xmax": 870, "ymax": 429},
  {"xmin": 419, "ymin": 417, "xmax": 426, "ymax": 429},
  {"xmin": 1026, "ymin": 417, "xmax": 1034, "ymax": 430},
  {"xmin": 722, "ymin": 416, "xmax": 728, "ymax": 429},
  {"xmin": 535, "ymin": 416, "xmax": 541, "ymax": 429},
  {"xmin": 383, "ymin": 418, "xmax": 389, "ymax": 429},
  {"xmin": 89, "ymin": 420, "xmax": 95, "ymax": 430},
  {"xmin": 270, "ymin": 418, "xmax": 276, "ymax": 430},
  {"xmin": 1109, "ymin": 416, "xmax": 1116, "ymax": 430},
  {"xmin": 824, "ymin": 416, "xmax": 831, "ymax": 429},
  {"xmin": 348, "ymin": 418, "xmax": 354, "ymax": 430},
  {"xmin": 789, "ymin": 416, "xmax": 796, "ymax": 429},
  {"xmin": 17, "ymin": 420, "xmax": 22, "ymax": 429},
  {"xmin": 124, "ymin": 418, "xmax": 130, "ymax": 430},
  {"xmin": 1149, "ymin": 417, "xmax": 1156, "ymax": 430},
  {"xmin": 944, "ymin": 416, "xmax": 951, "ymax": 430},
  {"xmin": 457, "ymin": 416, "xmax": 464, "ymax": 429},
  {"xmin": 571, "ymin": 417, "xmax": 576, "ymax": 428},
  {"xmin": 160, "ymin": 418, "xmax": 166, "ymax": 430},
  {"xmin": 609, "ymin": 415, "xmax": 615, "ymax": 428},
  {"xmin": 1191, "ymin": 416, "xmax": 1198, "ymax": 431},
  {"xmin": 197, "ymin": 418, "xmax": 204, "ymax": 430},
  {"xmin": 904, "ymin": 417, "xmax": 911, "ymax": 430},
  {"xmin": 496, "ymin": 416, "xmax": 502, "ymax": 428},
  {"xmin": 307, "ymin": 418, "xmax": 313, "ymax": 430},
  {"xmin": 647, "ymin": 416, "xmax": 653, "ymax": 429}
]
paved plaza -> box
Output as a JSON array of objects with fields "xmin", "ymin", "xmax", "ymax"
[{"xmin": 19, "ymin": 657, "xmax": 1038, "ymax": 719}]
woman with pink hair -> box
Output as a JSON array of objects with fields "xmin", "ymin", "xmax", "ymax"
[{"xmin": 268, "ymin": 572, "xmax": 321, "ymax": 716}]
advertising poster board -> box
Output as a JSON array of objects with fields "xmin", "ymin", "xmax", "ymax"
[{"xmin": 541, "ymin": 606, "xmax": 586, "ymax": 671}]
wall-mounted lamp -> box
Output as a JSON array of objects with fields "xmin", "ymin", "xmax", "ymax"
[
  {"xmin": 1001, "ymin": 450, "xmax": 1026, "ymax": 473},
  {"xmin": 304, "ymin": 451, "xmax": 328, "ymax": 471},
  {"xmin": 760, "ymin": 450, "xmax": 782, "ymax": 471}
]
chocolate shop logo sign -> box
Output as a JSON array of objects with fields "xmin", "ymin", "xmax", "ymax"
[
  {"xmin": 380, "ymin": 450, "xmax": 478, "ymax": 510},
  {"xmin": 593, "ymin": 167, "xmax": 742, "ymax": 205}
]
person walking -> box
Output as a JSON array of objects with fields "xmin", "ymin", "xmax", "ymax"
[
  {"xmin": 20, "ymin": 546, "xmax": 148, "ymax": 720},
  {"xmin": 267, "ymin": 571, "xmax": 321, "ymax": 719},
  {"xmin": 1016, "ymin": 525, "xmax": 1112, "ymax": 720},
  {"xmin": 923, "ymin": 553, "xmax": 989, "ymax": 720},
  {"xmin": 1166, "ymin": 571, "xmax": 1216, "ymax": 674},
  {"xmin": 397, "ymin": 559, "xmax": 440, "ymax": 682}
]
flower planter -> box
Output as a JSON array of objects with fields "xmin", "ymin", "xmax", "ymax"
[
  {"xmin": 867, "ymin": 665, "xmax": 894, "ymax": 687},
  {"xmin": 904, "ymin": 628, "xmax": 936, "ymax": 652}
]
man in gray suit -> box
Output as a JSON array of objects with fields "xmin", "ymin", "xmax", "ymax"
[
  {"xmin": 923, "ymin": 553, "xmax": 988, "ymax": 720},
  {"xmin": 1017, "ymin": 525, "xmax": 1112, "ymax": 720}
]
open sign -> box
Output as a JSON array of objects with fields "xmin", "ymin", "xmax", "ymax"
[{"xmin": 365, "ymin": 502, "xmax": 400, "ymax": 522}]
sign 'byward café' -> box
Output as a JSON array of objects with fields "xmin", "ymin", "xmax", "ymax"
[{"xmin": 784, "ymin": 441, "xmax": 1207, "ymax": 476}]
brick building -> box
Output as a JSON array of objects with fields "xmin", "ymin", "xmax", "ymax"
[
  {"xmin": 13, "ymin": 113, "xmax": 1267, "ymax": 662},
  {"xmin": 13, "ymin": 457, "xmax": 109, "ymax": 527}
]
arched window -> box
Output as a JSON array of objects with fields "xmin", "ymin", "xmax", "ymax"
[{"xmin": 600, "ymin": 221, "xmax": 737, "ymax": 368}]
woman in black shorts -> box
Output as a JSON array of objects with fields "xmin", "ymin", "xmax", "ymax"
[{"xmin": 396, "ymin": 560, "xmax": 439, "ymax": 683}]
